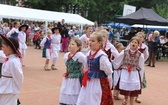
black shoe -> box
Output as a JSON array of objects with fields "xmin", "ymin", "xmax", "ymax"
[
  {"xmin": 147, "ymin": 64, "xmax": 151, "ymax": 66},
  {"xmin": 151, "ymin": 65, "xmax": 155, "ymax": 67}
]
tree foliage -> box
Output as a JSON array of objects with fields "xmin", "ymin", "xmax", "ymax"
[{"xmin": 5, "ymin": 0, "xmax": 168, "ymax": 24}]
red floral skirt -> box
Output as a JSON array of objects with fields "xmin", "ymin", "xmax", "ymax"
[{"xmin": 100, "ymin": 78, "xmax": 113, "ymax": 105}]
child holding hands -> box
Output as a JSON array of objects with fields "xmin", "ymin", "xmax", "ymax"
[
  {"xmin": 40, "ymin": 30, "xmax": 52, "ymax": 71},
  {"xmin": 113, "ymin": 37, "xmax": 144, "ymax": 105},
  {"xmin": 77, "ymin": 32, "xmax": 113, "ymax": 105},
  {"xmin": 59, "ymin": 37, "xmax": 86, "ymax": 105}
]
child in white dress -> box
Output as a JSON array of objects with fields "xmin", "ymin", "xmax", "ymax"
[
  {"xmin": 59, "ymin": 37, "xmax": 86, "ymax": 105},
  {"xmin": 18, "ymin": 24, "xmax": 28, "ymax": 66},
  {"xmin": 40, "ymin": 30, "xmax": 52, "ymax": 71},
  {"xmin": 51, "ymin": 27, "xmax": 61, "ymax": 70},
  {"xmin": 77, "ymin": 32, "xmax": 113, "ymax": 105},
  {"xmin": 113, "ymin": 43, "xmax": 124, "ymax": 100},
  {"xmin": 79, "ymin": 26, "xmax": 92, "ymax": 55},
  {"xmin": 100, "ymin": 30, "xmax": 119, "ymax": 89},
  {"xmin": 113, "ymin": 37, "xmax": 144, "ymax": 105}
]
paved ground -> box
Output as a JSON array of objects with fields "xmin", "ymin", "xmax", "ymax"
[{"xmin": 19, "ymin": 46, "xmax": 168, "ymax": 105}]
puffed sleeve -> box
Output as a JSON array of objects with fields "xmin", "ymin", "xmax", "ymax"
[
  {"xmin": 99, "ymin": 55, "xmax": 113, "ymax": 76},
  {"xmin": 139, "ymin": 53, "xmax": 145, "ymax": 82},
  {"xmin": 0, "ymin": 51, "xmax": 6, "ymax": 63},
  {"xmin": 143, "ymin": 45, "xmax": 149, "ymax": 61},
  {"xmin": 78, "ymin": 52, "xmax": 88, "ymax": 72},
  {"xmin": 40, "ymin": 37, "xmax": 47, "ymax": 47},
  {"xmin": 10, "ymin": 59, "xmax": 24, "ymax": 91},
  {"xmin": 110, "ymin": 44, "xmax": 119, "ymax": 58},
  {"xmin": 63, "ymin": 52, "xmax": 69, "ymax": 63},
  {"xmin": 6, "ymin": 28, "xmax": 15, "ymax": 37},
  {"xmin": 112, "ymin": 50, "xmax": 125, "ymax": 69}
]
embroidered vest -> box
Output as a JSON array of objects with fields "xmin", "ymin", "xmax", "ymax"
[
  {"xmin": 138, "ymin": 47, "xmax": 146, "ymax": 53},
  {"xmin": 66, "ymin": 59, "xmax": 83, "ymax": 78},
  {"xmin": 87, "ymin": 55, "xmax": 107, "ymax": 78},
  {"xmin": 11, "ymin": 32, "xmax": 18, "ymax": 40},
  {"xmin": 121, "ymin": 50, "xmax": 141, "ymax": 71},
  {"xmin": 44, "ymin": 38, "xmax": 51, "ymax": 49},
  {"xmin": 104, "ymin": 49, "xmax": 113, "ymax": 62}
]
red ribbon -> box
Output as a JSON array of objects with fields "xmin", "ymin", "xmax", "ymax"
[
  {"xmin": 127, "ymin": 65, "xmax": 132, "ymax": 72},
  {"xmin": 89, "ymin": 48, "xmax": 100, "ymax": 59},
  {"xmin": 82, "ymin": 71, "xmax": 90, "ymax": 87},
  {"xmin": 5, "ymin": 58, "xmax": 9, "ymax": 62}
]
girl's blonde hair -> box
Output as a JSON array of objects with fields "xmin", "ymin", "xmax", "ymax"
[
  {"xmin": 95, "ymin": 26, "xmax": 104, "ymax": 32},
  {"xmin": 115, "ymin": 43, "xmax": 124, "ymax": 49},
  {"xmin": 129, "ymin": 36, "xmax": 140, "ymax": 44},
  {"xmin": 47, "ymin": 29, "xmax": 52, "ymax": 34},
  {"xmin": 91, "ymin": 32, "xmax": 104, "ymax": 48},
  {"xmin": 136, "ymin": 32, "xmax": 145, "ymax": 38},
  {"xmin": 70, "ymin": 37, "xmax": 82, "ymax": 51},
  {"xmin": 99, "ymin": 29, "xmax": 108, "ymax": 37}
]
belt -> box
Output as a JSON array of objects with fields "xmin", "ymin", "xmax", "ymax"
[{"xmin": 0, "ymin": 75, "xmax": 13, "ymax": 78}]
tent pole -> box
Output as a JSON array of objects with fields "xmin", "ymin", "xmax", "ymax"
[
  {"xmin": 45, "ymin": 21, "xmax": 48, "ymax": 36},
  {"xmin": 81, "ymin": 24, "xmax": 83, "ymax": 34}
]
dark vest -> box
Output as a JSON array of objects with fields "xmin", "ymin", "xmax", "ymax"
[
  {"xmin": 44, "ymin": 38, "xmax": 51, "ymax": 49},
  {"xmin": 87, "ymin": 55, "xmax": 107, "ymax": 78}
]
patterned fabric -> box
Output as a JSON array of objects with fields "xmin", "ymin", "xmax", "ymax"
[
  {"xmin": 87, "ymin": 55, "xmax": 107, "ymax": 78},
  {"xmin": 142, "ymin": 73, "xmax": 147, "ymax": 88},
  {"xmin": 100, "ymin": 78, "xmax": 113, "ymax": 105},
  {"xmin": 104, "ymin": 49, "xmax": 112, "ymax": 62},
  {"xmin": 121, "ymin": 50, "xmax": 141, "ymax": 71},
  {"xmin": 65, "ymin": 59, "xmax": 83, "ymax": 78},
  {"xmin": 138, "ymin": 47, "xmax": 146, "ymax": 53}
]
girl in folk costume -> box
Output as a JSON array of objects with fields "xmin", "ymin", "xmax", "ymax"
[
  {"xmin": 51, "ymin": 27, "xmax": 61, "ymax": 70},
  {"xmin": 6, "ymin": 21, "xmax": 20, "ymax": 39},
  {"xmin": 113, "ymin": 43, "xmax": 124, "ymax": 100},
  {"xmin": 77, "ymin": 32, "xmax": 113, "ymax": 105},
  {"xmin": 59, "ymin": 37, "xmax": 86, "ymax": 105},
  {"xmin": 99, "ymin": 29, "xmax": 119, "ymax": 89},
  {"xmin": 40, "ymin": 30, "xmax": 52, "ymax": 71},
  {"xmin": 126, "ymin": 32, "xmax": 149, "ymax": 103},
  {"xmin": 18, "ymin": 24, "xmax": 29, "ymax": 67},
  {"xmin": 79, "ymin": 26, "xmax": 92, "ymax": 55},
  {"xmin": 135, "ymin": 32, "xmax": 149, "ymax": 103},
  {"xmin": 0, "ymin": 34, "xmax": 23, "ymax": 105},
  {"xmin": 112, "ymin": 37, "xmax": 144, "ymax": 105}
]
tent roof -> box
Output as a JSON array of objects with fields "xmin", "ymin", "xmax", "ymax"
[
  {"xmin": 0, "ymin": 4, "xmax": 94, "ymax": 25},
  {"xmin": 114, "ymin": 7, "xmax": 168, "ymax": 26}
]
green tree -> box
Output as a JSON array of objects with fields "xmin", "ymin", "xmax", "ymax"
[
  {"xmin": 5, "ymin": 0, "xmax": 168, "ymax": 24},
  {"xmin": 153, "ymin": 3, "xmax": 168, "ymax": 19}
]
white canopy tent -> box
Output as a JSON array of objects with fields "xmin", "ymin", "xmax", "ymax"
[{"xmin": 0, "ymin": 4, "xmax": 94, "ymax": 25}]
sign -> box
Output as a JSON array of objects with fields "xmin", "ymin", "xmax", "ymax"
[{"xmin": 123, "ymin": 4, "xmax": 136, "ymax": 16}]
